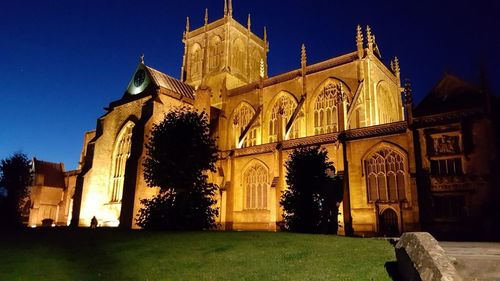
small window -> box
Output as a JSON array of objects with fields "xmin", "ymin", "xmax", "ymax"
[
  {"xmin": 430, "ymin": 158, "xmax": 462, "ymax": 176},
  {"xmin": 433, "ymin": 196, "xmax": 466, "ymax": 220}
]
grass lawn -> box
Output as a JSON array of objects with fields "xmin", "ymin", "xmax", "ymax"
[{"xmin": 0, "ymin": 229, "xmax": 395, "ymax": 281}]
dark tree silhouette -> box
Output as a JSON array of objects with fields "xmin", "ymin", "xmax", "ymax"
[
  {"xmin": 0, "ymin": 153, "xmax": 32, "ymax": 229},
  {"xmin": 280, "ymin": 146, "xmax": 343, "ymax": 234},
  {"xmin": 137, "ymin": 107, "xmax": 219, "ymax": 230},
  {"xmin": 321, "ymin": 166, "xmax": 344, "ymax": 234}
]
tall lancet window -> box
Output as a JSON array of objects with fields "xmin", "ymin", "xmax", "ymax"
[
  {"xmin": 314, "ymin": 83, "xmax": 342, "ymax": 135},
  {"xmin": 232, "ymin": 103, "xmax": 257, "ymax": 148},
  {"xmin": 269, "ymin": 94, "xmax": 299, "ymax": 142},
  {"xmin": 110, "ymin": 122, "xmax": 134, "ymax": 203},
  {"xmin": 250, "ymin": 50, "xmax": 261, "ymax": 81},
  {"xmin": 244, "ymin": 163, "xmax": 268, "ymax": 210},
  {"xmin": 365, "ymin": 148, "xmax": 406, "ymax": 203},
  {"xmin": 233, "ymin": 39, "xmax": 245, "ymax": 74},
  {"xmin": 209, "ymin": 36, "xmax": 223, "ymax": 71},
  {"xmin": 190, "ymin": 44, "xmax": 202, "ymax": 80},
  {"xmin": 376, "ymin": 83, "xmax": 399, "ymax": 124}
]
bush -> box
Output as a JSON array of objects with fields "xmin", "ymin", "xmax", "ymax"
[{"xmin": 136, "ymin": 181, "xmax": 218, "ymax": 230}]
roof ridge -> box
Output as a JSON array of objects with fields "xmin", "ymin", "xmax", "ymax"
[
  {"xmin": 144, "ymin": 65, "xmax": 194, "ymax": 88},
  {"xmin": 34, "ymin": 158, "xmax": 63, "ymax": 167},
  {"xmin": 228, "ymin": 51, "xmax": 358, "ymax": 95},
  {"xmin": 143, "ymin": 64, "xmax": 195, "ymax": 99}
]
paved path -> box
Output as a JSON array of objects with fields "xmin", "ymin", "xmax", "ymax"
[{"xmin": 440, "ymin": 242, "xmax": 500, "ymax": 281}]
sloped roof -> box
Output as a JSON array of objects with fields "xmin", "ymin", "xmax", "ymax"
[
  {"xmin": 228, "ymin": 51, "xmax": 359, "ymax": 96},
  {"xmin": 144, "ymin": 65, "xmax": 195, "ymax": 99},
  {"xmin": 33, "ymin": 159, "xmax": 65, "ymax": 188},
  {"xmin": 414, "ymin": 74, "xmax": 483, "ymax": 116}
]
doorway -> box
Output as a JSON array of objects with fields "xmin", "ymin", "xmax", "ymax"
[{"xmin": 379, "ymin": 208, "xmax": 399, "ymax": 237}]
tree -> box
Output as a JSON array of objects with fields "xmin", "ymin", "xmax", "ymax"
[
  {"xmin": 137, "ymin": 107, "xmax": 219, "ymax": 230},
  {"xmin": 0, "ymin": 153, "xmax": 32, "ymax": 229},
  {"xmin": 322, "ymin": 166, "xmax": 344, "ymax": 235},
  {"xmin": 280, "ymin": 146, "xmax": 343, "ymax": 234}
]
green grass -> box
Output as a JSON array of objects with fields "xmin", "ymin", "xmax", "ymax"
[{"xmin": 0, "ymin": 229, "xmax": 395, "ymax": 281}]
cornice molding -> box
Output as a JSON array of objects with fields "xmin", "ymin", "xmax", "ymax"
[
  {"xmin": 413, "ymin": 109, "xmax": 482, "ymax": 127},
  {"xmin": 344, "ymin": 121, "xmax": 407, "ymax": 140}
]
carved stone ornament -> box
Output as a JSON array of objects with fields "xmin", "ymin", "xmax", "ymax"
[{"xmin": 432, "ymin": 135, "xmax": 460, "ymax": 154}]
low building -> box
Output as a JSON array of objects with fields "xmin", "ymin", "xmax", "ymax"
[
  {"xmin": 24, "ymin": 158, "xmax": 78, "ymax": 227},
  {"xmin": 412, "ymin": 74, "xmax": 500, "ymax": 240}
]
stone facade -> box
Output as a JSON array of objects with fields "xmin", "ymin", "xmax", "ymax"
[
  {"xmin": 23, "ymin": 159, "xmax": 77, "ymax": 226},
  {"xmin": 412, "ymin": 74, "xmax": 500, "ymax": 240},
  {"xmin": 71, "ymin": 1, "xmax": 422, "ymax": 236}
]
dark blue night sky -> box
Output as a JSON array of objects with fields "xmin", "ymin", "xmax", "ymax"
[{"xmin": 1, "ymin": 0, "xmax": 498, "ymax": 170}]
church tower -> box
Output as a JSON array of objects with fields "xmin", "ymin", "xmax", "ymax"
[{"xmin": 180, "ymin": 0, "xmax": 268, "ymax": 108}]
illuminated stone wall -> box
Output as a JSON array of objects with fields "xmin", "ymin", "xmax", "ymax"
[
  {"xmin": 78, "ymin": 98, "xmax": 147, "ymax": 227},
  {"xmin": 27, "ymin": 163, "xmax": 77, "ymax": 227},
  {"xmin": 75, "ymin": 7, "xmax": 420, "ymax": 236},
  {"xmin": 181, "ymin": 13, "xmax": 267, "ymax": 108}
]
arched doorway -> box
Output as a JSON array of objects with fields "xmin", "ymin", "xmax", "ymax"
[{"xmin": 379, "ymin": 208, "xmax": 399, "ymax": 237}]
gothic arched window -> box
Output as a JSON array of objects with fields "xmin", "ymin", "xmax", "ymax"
[
  {"xmin": 269, "ymin": 94, "xmax": 300, "ymax": 142},
  {"xmin": 110, "ymin": 122, "xmax": 134, "ymax": 203},
  {"xmin": 233, "ymin": 39, "xmax": 245, "ymax": 74},
  {"xmin": 365, "ymin": 148, "xmax": 406, "ymax": 203},
  {"xmin": 250, "ymin": 50, "xmax": 261, "ymax": 81},
  {"xmin": 209, "ymin": 36, "xmax": 222, "ymax": 71},
  {"xmin": 244, "ymin": 128, "xmax": 257, "ymax": 148},
  {"xmin": 232, "ymin": 103, "xmax": 257, "ymax": 148},
  {"xmin": 376, "ymin": 83, "xmax": 398, "ymax": 124},
  {"xmin": 190, "ymin": 44, "xmax": 202, "ymax": 80},
  {"xmin": 244, "ymin": 163, "xmax": 268, "ymax": 210},
  {"xmin": 314, "ymin": 83, "xmax": 342, "ymax": 135}
]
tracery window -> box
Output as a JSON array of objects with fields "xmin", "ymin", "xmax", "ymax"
[
  {"xmin": 314, "ymin": 83, "xmax": 342, "ymax": 134},
  {"xmin": 365, "ymin": 148, "xmax": 406, "ymax": 202},
  {"xmin": 244, "ymin": 163, "xmax": 268, "ymax": 210},
  {"xmin": 376, "ymin": 84, "xmax": 398, "ymax": 124},
  {"xmin": 244, "ymin": 128, "xmax": 257, "ymax": 147},
  {"xmin": 233, "ymin": 39, "xmax": 245, "ymax": 74},
  {"xmin": 232, "ymin": 103, "xmax": 257, "ymax": 148},
  {"xmin": 269, "ymin": 95, "xmax": 300, "ymax": 142},
  {"xmin": 190, "ymin": 44, "xmax": 202, "ymax": 79},
  {"xmin": 250, "ymin": 50, "xmax": 261, "ymax": 81},
  {"xmin": 209, "ymin": 36, "xmax": 223, "ymax": 71},
  {"xmin": 110, "ymin": 122, "xmax": 134, "ymax": 203}
]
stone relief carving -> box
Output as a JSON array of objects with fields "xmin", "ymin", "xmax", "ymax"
[
  {"xmin": 432, "ymin": 135, "xmax": 460, "ymax": 154},
  {"xmin": 430, "ymin": 174, "xmax": 484, "ymax": 192}
]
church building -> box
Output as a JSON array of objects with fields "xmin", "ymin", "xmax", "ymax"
[{"xmin": 71, "ymin": 0, "xmax": 422, "ymax": 236}]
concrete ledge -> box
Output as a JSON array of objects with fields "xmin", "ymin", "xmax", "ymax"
[{"xmin": 395, "ymin": 232, "xmax": 462, "ymax": 281}]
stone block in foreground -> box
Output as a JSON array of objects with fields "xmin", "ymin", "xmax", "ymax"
[{"xmin": 395, "ymin": 232, "xmax": 462, "ymax": 281}]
